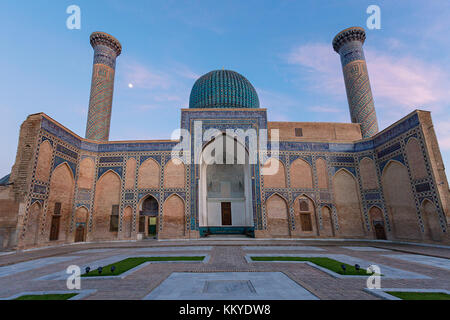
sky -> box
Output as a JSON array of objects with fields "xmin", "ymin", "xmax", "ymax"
[{"xmin": 0, "ymin": 0, "xmax": 449, "ymax": 178}]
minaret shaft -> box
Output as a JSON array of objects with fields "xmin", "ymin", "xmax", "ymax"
[
  {"xmin": 85, "ymin": 32, "xmax": 122, "ymax": 141},
  {"xmin": 333, "ymin": 27, "xmax": 379, "ymax": 138}
]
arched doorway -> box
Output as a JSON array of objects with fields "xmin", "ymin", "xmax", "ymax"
[
  {"xmin": 139, "ymin": 196, "xmax": 159, "ymax": 238},
  {"xmin": 199, "ymin": 134, "xmax": 253, "ymax": 236},
  {"xmin": 368, "ymin": 207, "xmax": 386, "ymax": 240},
  {"xmin": 74, "ymin": 207, "xmax": 88, "ymax": 242}
]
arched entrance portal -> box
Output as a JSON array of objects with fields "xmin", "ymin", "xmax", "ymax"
[
  {"xmin": 139, "ymin": 196, "xmax": 159, "ymax": 238},
  {"xmin": 199, "ymin": 134, "xmax": 254, "ymax": 237},
  {"xmin": 369, "ymin": 206, "xmax": 386, "ymax": 240}
]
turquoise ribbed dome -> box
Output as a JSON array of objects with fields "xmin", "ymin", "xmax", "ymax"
[{"xmin": 189, "ymin": 70, "xmax": 259, "ymax": 109}]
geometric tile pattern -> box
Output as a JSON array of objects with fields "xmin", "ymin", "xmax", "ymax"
[
  {"xmin": 189, "ymin": 70, "xmax": 260, "ymax": 109},
  {"xmin": 333, "ymin": 27, "xmax": 379, "ymax": 138}
]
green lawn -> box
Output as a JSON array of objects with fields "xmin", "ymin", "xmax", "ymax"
[
  {"xmin": 82, "ymin": 256, "xmax": 205, "ymax": 277},
  {"xmin": 250, "ymin": 256, "xmax": 378, "ymax": 276},
  {"xmin": 14, "ymin": 293, "xmax": 77, "ymax": 300},
  {"xmin": 387, "ymin": 291, "xmax": 450, "ymax": 300}
]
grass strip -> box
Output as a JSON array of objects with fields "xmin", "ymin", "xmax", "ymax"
[
  {"xmin": 82, "ymin": 256, "xmax": 205, "ymax": 277},
  {"xmin": 250, "ymin": 256, "xmax": 378, "ymax": 276},
  {"xmin": 386, "ymin": 291, "xmax": 450, "ymax": 300},
  {"xmin": 14, "ymin": 293, "xmax": 77, "ymax": 300}
]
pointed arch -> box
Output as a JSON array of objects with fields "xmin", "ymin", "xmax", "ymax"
[
  {"xmin": 290, "ymin": 158, "xmax": 313, "ymax": 189},
  {"xmin": 321, "ymin": 205, "xmax": 335, "ymax": 237},
  {"xmin": 35, "ymin": 140, "xmax": 53, "ymax": 182},
  {"xmin": 46, "ymin": 162, "xmax": 75, "ymax": 242},
  {"xmin": 78, "ymin": 157, "xmax": 95, "ymax": 189},
  {"xmin": 74, "ymin": 206, "xmax": 88, "ymax": 242},
  {"xmin": 98, "ymin": 168, "xmax": 122, "ymax": 183},
  {"xmin": 124, "ymin": 157, "xmax": 137, "ymax": 189},
  {"xmin": 161, "ymin": 194, "xmax": 185, "ymax": 238},
  {"xmin": 164, "ymin": 158, "xmax": 186, "ymax": 188},
  {"xmin": 92, "ymin": 170, "xmax": 121, "ymax": 240},
  {"xmin": 23, "ymin": 201, "xmax": 42, "ymax": 246},
  {"xmin": 421, "ymin": 199, "xmax": 442, "ymax": 241},
  {"xmin": 265, "ymin": 192, "xmax": 288, "ymax": 204},
  {"xmin": 368, "ymin": 206, "xmax": 386, "ymax": 240},
  {"xmin": 262, "ymin": 158, "xmax": 286, "ymax": 188},
  {"xmin": 138, "ymin": 194, "xmax": 159, "ymax": 212},
  {"xmin": 405, "ymin": 138, "xmax": 427, "ymax": 179},
  {"xmin": 75, "ymin": 206, "xmax": 88, "ymax": 223},
  {"xmin": 316, "ymin": 158, "xmax": 328, "ymax": 189},
  {"xmin": 332, "ymin": 168, "xmax": 365, "ymax": 237},
  {"xmin": 292, "ymin": 194, "xmax": 317, "ymax": 235},
  {"xmin": 122, "ymin": 206, "xmax": 133, "ymax": 239},
  {"xmin": 382, "ymin": 160, "xmax": 421, "ymax": 240},
  {"xmin": 138, "ymin": 157, "xmax": 160, "ymax": 189},
  {"xmin": 266, "ymin": 193, "xmax": 290, "ymax": 237},
  {"xmin": 359, "ymin": 157, "xmax": 379, "ymax": 190}
]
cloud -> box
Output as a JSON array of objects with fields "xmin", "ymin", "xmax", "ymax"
[
  {"xmin": 121, "ymin": 61, "xmax": 173, "ymax": 90},
  {"xmin": 308, "ymin": 105, "xmax": 341, "ymax": 113},
  {"xmin": 286, "ymin": 42, "xmax": 450, "ymax": 115},
  {"xmin": 435, "ymin": 120, "xmax": 450, "ymax": 151},
  {"xmin": 286, "ymin": 43, "xmax": 344, "ymax": 95},
  {"xmin": 118, "ymin": 59, "xmax": 198, "ymax": 110},
  {"xmin": 286, "ymin": 40, "xmax": 450, "ymax": 173}
]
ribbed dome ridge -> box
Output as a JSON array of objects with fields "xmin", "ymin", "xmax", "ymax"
[{"xmin": 189, "ymin": 70, "xmax": 259, "ymax": 109}]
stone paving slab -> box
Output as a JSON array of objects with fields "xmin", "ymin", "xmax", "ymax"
[
  {"xmin": 0, "ymin": 256, "xmax": 80, "ymax": 278},
  {"xmin": 382, "ymin": 254, "xmax": 450, "ymax": 271},
  {"xmin": 134, "ymin": 246, "xmax": 213, "ymax": 252},
  {"xmin": 341, "ymin": 246, "xmax": 390, "ymax": 252},
  {"xmin": 245, "ymin": 253, "xmax": 430, "ymax": 279},
  {"xmin": 242, "ymin": 246, "xmax": 325, "ymax": 251},
  {"xmin": 71, "ymin": 249, "xmax": 115, "ymax": 254},
  {"xmin": 0, "ymin": 241, "xmax": 448, "ymax": 300},
  {"xmin": 143, "ymin": 272, "xmax": 319, "ymax": 300}
]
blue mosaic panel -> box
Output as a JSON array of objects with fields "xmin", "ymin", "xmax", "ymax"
[
  {"xmin": 52, "ymin": 156, "xmax": 77, "ymax": 177},
  {"xmin": 56, "ymin": 144, "xmax": 78, "ymax": 159},
  {"xmin": 331, "ymin": 156, "xmax": 354, "ymax": 163},
  {"xmin": 379, "ymin": 154, "xmax": 405, "ymax": 173},
  {"xmin": 99, "ymin": 156, "xmax": 124, "ymax": 163},
  {"xmin": 415, "ymin": 183, "xmax": 431, "ymax": 193},
  {"xmin": 97, "ymin": 166, "xmax": 122, "ymax": 179},
  {"xmin": 377, "ymin": 142, "xmax": 401, "ymax": 158},
  {"xmin": 124, "ymin": 193, "xmax": 134, "ymax": 200},
  {"xmin": 364, "ymin": 193, "xmax": 381, "ymax": 200},
  {"xmin": 33, "ymin": 184, "xmax": 47, "ymax": 194}
]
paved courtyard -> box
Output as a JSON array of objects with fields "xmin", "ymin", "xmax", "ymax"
[{"xmin": 0, "ymin": 239, "xmax": 449, "ymax": 300}]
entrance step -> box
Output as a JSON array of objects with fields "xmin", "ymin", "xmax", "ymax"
[
  {"xmin": 199, "ymin": 227, "xmax": 255, "ymax": 238},
  {"xmin": 206, "ymin": 234, "xmax": 249, "ymax": 239}
]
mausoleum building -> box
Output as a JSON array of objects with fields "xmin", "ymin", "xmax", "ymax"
[{"xmin": 0, "ymin": 27, "xmax": 449, "ymax": 249}]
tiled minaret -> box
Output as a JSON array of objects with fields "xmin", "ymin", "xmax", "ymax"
[
  {"xmin": 85, "ymin": 32, "xmax": 122, "ymax": 141},
  {"xmin": 333, "ymin": 27, "xmax": 379, "ymax": 138}
]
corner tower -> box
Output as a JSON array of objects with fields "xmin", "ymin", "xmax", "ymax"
[
  {"xmin": 333, "ymin": 27, "xmax": 378, "ymax": 138},
  {"xmin": 85, "ymin": 32, "xmax": 122, "ymax": 141}
]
